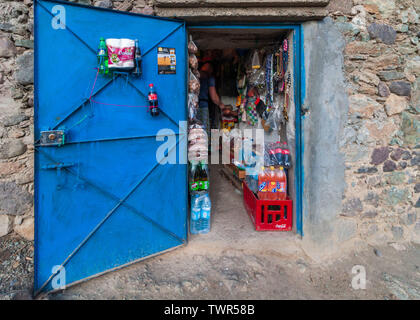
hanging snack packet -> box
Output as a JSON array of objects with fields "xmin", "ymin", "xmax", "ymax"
[
  {"xmin": 189, "ymin": 69, "xmax": 200, "ymax": 94},
  {"xmin": 188, "ymin": 37, "xmax": 198, "ymax": 54},
  {"xmin": 251, "ymin": 50, "xmax": 261, "ymax": 69},
  {"xmin": 189, "ymin": 54, "xmax": 198, "ymax": 70}
]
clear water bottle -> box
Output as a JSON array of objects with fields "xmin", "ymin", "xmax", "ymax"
[
  {"xmin": 200, "ymin": 194, "xmax": 211, "ymax": 234},
  {"xmin": 190, "ymin": 195, "xmax": 201, "ymax": 234}
]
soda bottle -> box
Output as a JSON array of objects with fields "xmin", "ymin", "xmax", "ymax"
[
  {"xmin": 148, "ymin": 84, "xmax": 159, "ymax": 117},
  {"xmin": 274, "ymin": 141, "xmax": 283, "ymax": 166},
  {"xmin": 200, "ymin": 194, "xmax": 211, "ymax": 234},
  {"xmin": 97, "ymin": 37, "xmax": 108, "ymax": 74},
  {"xmin": 258, "ymin": 166, "xmax": 268, "ymax": 200},
  {"xmin": 133, "ymin": 39, "xmax": 142, "ymax": 76},
  {"xmin": 267, "ymin": 142, "xmax": 277, "ymax": 166},
  {"xmin": 282, "ymin": 142, "xmax": 291, "ymax": 168},
  {"xmin": 189, "ymin": 162, "xmax": 199, "ymax": 192},
  {"xmin": 200, "ymin": 163, "xmax": 209, "ymax": 191},
  {"xmin": 190, "ymin": 195, "xmax": 201, "ymax": 234},
  {"xmin": 276, "ymin": 166, "xmax": 287, "ymax": 200},
  {"xmin": 267, "ymin": 166, "xmax": 277, "ymax": 200}
]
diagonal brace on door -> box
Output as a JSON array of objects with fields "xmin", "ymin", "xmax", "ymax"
[{"xmin": 35, "ymin": 138, "xmax": 185, "ymax": 294}]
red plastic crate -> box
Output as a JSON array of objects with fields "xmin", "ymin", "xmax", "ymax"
[{"xmin": 243, "ymin": 182, "xmax": 293, "ymax": 231}]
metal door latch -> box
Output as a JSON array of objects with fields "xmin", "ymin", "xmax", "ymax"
[{"xmin": 40, "ymin": 130, "xmax": 65, "ymax": 146}]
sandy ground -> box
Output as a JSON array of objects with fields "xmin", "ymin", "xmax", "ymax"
[{"xmin": 1, "ymin": 165, "xmax": 419, "ymax": 300}]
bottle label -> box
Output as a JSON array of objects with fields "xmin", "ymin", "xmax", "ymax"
[
  {"xmin": 276, "ymin": 182, "xmax": 285, "ymax": 192},
  {"xmin": 191, "ymin": 209, "xmax": 200, "ymax": 220},
  {"xmin": 201, "ymin": 181, "xmax": 209, "ymax": 190},
  {"xmin": 148, "ymin": 93, "xmax": 158, "ymax": 101},
  {"xmin": 201, "ymin": 210, "xmax": 210, "ymax": 219},
  {"xmin": 269, "ymin": 181, "xmax": 277, "ymax": 192},
  {"xmin": 258, "ymin": 182, "xmax": 267, "ymax": 192},
  {"xmin": 190, "ymin": 182, "xmax": 199, "ymax": 191}
]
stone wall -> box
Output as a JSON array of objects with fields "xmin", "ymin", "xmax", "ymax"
[
  {"xmin": 332, "ymin": 0, "xmax": 420, "ymax": 249},
  {"xmin": 0, "ymin": 0, "xmax": 35, "ymax": 240},
  {"xmin": 0, "ymin": 0, "xmax": 418, "ymax": 254}
]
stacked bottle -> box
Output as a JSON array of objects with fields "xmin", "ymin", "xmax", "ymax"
[{"xmin": 258, "ymin": 166, "xmax": 287, "ymax": 200}]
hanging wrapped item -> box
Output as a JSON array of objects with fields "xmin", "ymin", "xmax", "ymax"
[
  {"xmin": 265, "ymin": 105, "xmax": 283, "ymax": 131},
  {"xmin": 251, "ymin": 50, "xmax": 261, "ymax": 69},
  {"xmin": 188, "ymin": 93, "xmax": 199, "ymax": 121},
  {"xmin": 283, "ymin": 72, "xmax": 292, "ymax": 122},
  {"xmin": 189, "ymin": 54, "xmax": 198, "ymax": 70},
  {"xmin": 106, "ymin": 39, "xmax": 135, "ymax": 70},
  {"xmin": 192, "ymin": 68, "xmax": 201, "ymax": 80},
  {"xmin": 280, "ymin": 39, "xmax": 289, "ymax": 92},
  {"xmin": 248, "ymin": 67, "xmax": 265, "ymax": 89},
  {"xmin": 189, "ymin": 69, "xmax": 200, "ymax": 94},
  {"xmin": 245, "ymin": 97, "xmax": 259, "ymax": 126},
  {"xmin": 188, "ymin": 122, "xmax": 208, "ymax": 164},
  {"xmin": 188, "ymin": 36, "xmax": 198, "ymax": 55}
]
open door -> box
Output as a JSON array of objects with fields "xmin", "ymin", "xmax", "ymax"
[{"xmin": 34, "ymin": 0, "xmax": 187, "ymax": 294}]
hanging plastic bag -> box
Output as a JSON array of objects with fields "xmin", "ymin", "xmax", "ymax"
[
  {"xmin": 189, "ymin": 54, "xmax": 198, "ymax": 70},
  {"xmin": 248, "ymin": 68, "xmax": 265, "ymax": 88},
  {"xmin": 189, "ymin": 69, "xmax": 200, "ymax": 94},
  {"xmin": 251, "ymin": 50, "xmax": 261, "ymax": 69},
  {"xmin": 265, "ymin": 106, "xmax": 283, "ymax": 131},
  {"xmin": 192, "ymin": 68, "xmax": 201, "ymax": 80},
  {"xmin": 188, "ymin": 37, "xmax": 198, "ymax": 54},
  {"xmin": 188, "ymin": 93, "xmax": 199, "ymax": 120}
]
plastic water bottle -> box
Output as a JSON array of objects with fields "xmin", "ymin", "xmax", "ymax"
[
  {"xmin": 200, "ymin": 194, "xmax": 211, "ymax": 234},
  {"xmin": 190, "ymin": 195, "xmax": 201, "ymax": 234}
]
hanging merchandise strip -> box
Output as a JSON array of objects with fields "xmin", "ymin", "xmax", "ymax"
[
  {"xmin": 281, "ymin": 39, "xmax": 289, "ymax": 92},
  {"xmin": 283, "ymin": 72, "xmax": 291, "ymax": 122},
  {"xmin": 245, "ymin": 94, "xmax": 259, "ymax": 126}
]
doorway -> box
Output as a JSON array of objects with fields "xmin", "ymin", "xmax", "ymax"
[{"xmin": 187, "ymin": 25, "xmax": 304, "ymax": 239}]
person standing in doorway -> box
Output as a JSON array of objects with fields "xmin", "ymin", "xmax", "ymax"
[{"xmin": 197, "ymin": 59, "xmax": 225, "ymax": 140}]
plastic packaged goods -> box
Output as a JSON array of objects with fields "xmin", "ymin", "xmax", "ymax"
[
  {"xmin": 188, "ymin": 37, "xmax": 198, "ymax": 54},
  {"xmin": 106, "ymin": 38, "xmax": 135, "ymax": 69},
  {"xmin": 189, "ymin": 54, "xmax": 198, "ymax": 70},
  {"xmin": 267, "ymin": 166, "xmax": 277, "ymax": 200},
  {"xmin": 189, "ymin": 193, "xmax": 211, "ymax": 234},
  {"xmin": 257, "ymin": 166, "xmax": 268, "ymax": 200},
  {"xmin": 282, "ymin": 141, "xmax": 291, "ymax": 168},
  {"xmin": 188, "ymin": 93, "xmax": 199, "ymax": 121},
  {"xmin": 189, "ymin": 162, "xmax": 209, "ymax": 192},
  {"xmin": 97, "ymin": 37, "xmax": 109, "ymax": 74},
  {"xmin": 251, "ymin": 50, "xmax": 261, "ymax": 69},
  {"xmin": 200, "ymin": 194, "xmax": 211, "ymax": 234},
  {"xmin": 192, "ymin": 68, "xmax": 201, "ymax": 80},
  {"xmin": 189, "ymin": 69, "xmax": 200, "ymax": 94},
  {"xmin": 276, "ymin": 166, "xmax": 287, "ymax": 200},
  {"xmin": 190, "ymin": 194, "xmax": 201, "ymax": 234}
]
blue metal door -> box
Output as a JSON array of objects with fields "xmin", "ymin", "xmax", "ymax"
[{"xmin": 34, "ymin": 0, "xmax": 187, "ymax": 294}]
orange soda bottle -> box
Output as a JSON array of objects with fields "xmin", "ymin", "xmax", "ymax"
[
  {"xmin": 276, "ymin": 166, "xmax": 287, "ymax": 200},
  {"xmin": 258, "ymin": 166, "xmax": 268, "ymax": 200},
  {"xmin": 267, "ymin": 166, "xmax": 277, "ymax": 200}
]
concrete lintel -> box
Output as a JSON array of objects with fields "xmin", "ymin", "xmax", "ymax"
[
  {"xmin": 155, "ymin": 0, "xmax": 330, "ymax": 8},
  {"xmin": 155, "ymin": 7, "xmax": 328, "ymax": 21}
]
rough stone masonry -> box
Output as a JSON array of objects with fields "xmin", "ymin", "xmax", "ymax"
[{"xmin": 0, "ymin": 0, "xmax": 418, "ymax": 258}]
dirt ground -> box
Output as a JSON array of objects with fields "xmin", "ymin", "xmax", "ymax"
[{"xmin": 1, "ymin": 165, "xmax": 419, "ymax": 300}]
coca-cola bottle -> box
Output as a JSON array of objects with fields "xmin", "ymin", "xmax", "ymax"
[
  {"xmin": 148, "ymin": 83, "xmax": 159, "ymax": 117},
  {"xmin": 274, "ymin": 141, "xmax": 284, "ymax": 166},
  {"xmin": 282, "ymin": 142, "xmax": 291, "ymax": 168}
]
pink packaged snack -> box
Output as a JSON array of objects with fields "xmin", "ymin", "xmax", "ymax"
[{"xmin": 106, "ymin": 38, "xmax": 135, "ymax": 69}]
